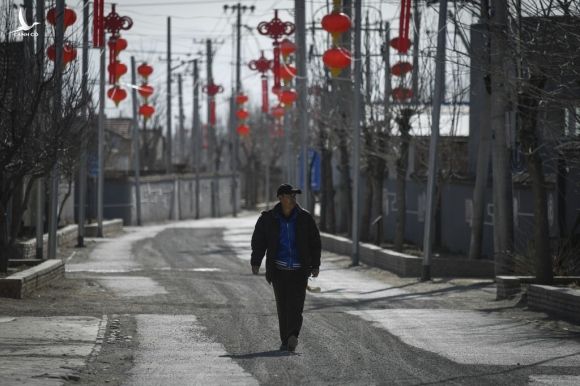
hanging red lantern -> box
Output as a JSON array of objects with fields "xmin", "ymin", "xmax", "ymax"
[
  {"xmin": 271, "ymin": 104, "xmax": 285, "ymax": 119},
  {"xmin": 138, "ymin": 84, "xmax": 154, "ymax": 99},
  {"xmin": 236, "ymin": 124, "xmax": 250, "ymax": 136},
  {"xmin": 236, "ymin": 93, "xmax": 248, "ymax": 105},
  {"xmin": 108, "ymin": 60, "xmax": 127, "ymax": 82},
  {"xmin": 236, "ymin": 109, "xmax": 249, "ymax": 121},
  {"xmin": 47, "ymin": 42, "xmax": 77, "ymax": 66},
  {"xmin": 108, "ymin": 37, "xmax": 128, "ymax": 54},
  {"xmin": 390, "ymin": 37, "xmax": 412, "ymax": 53},
  {"xmin": 271, "ymin": 84, "xmax": 282, "ymax": 96},
  {"xmin": 321, "ymin": 11, "xmax": 352, "ymax": 44},
  {"xmin": 322, "ymin": 47, "xmax": 351, "ymax": 77},
  {"xmin": 391, "ymin": 61, "xmax": 413, "ymax": 77},
  {"xmin": 279, "ymin": 89, "xmax": 297, "ymax": 107},
  {"xmin": 275, "ymin": 64, "xmax": 297, "ymax": 84},
  {"xmin": 137, "ymin": 63, "xmax": 154, "ymax": 80},
  {"xmin": 392, "ymin": 87, "xmax": 413, "ymax": 101},
  {"xmin": 47, "ymin": 7, "xmax": 77, "ymax": 30},
  {"xmin": 279, "ymin": 39, "xmax": 296, "ymax": 60},
  {"xmin": 139, "ymin": 104, "xmax": 155, "ymax": 120},
  {"xmin": 107, "ymin": 86, "xmax": 127, "ymax": 106}
]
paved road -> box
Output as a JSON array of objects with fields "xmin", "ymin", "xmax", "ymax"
[{"xmin": 1, "ymin": 213, "xmax": 580, "ymax": 385}]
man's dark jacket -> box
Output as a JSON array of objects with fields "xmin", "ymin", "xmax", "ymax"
[{"xmin": 251, "ymin": 203, "xmax": 321, "ymax": 283}]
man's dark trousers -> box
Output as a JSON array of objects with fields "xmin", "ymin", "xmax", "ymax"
[{"xmin": 271, "ymin": 267, "xmax": 308, "ymax": 344}]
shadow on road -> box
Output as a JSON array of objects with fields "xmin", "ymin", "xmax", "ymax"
[{"xmin": 220, "ymin": 350, "xmax": 297, "ymax": 359}]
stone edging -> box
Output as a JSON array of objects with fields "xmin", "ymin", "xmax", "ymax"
[
  {"xmin": 528, "ymin": 284, "xmax": 580, "ymax": 324},
  {"xmin": 0, "ymin": 259, "xmax": 65, "ymax": 299},
  {"xmin": 320, "ymin": 232, "xmax": 494, "ymax": 278}
]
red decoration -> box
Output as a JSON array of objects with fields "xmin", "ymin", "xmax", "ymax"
[
  {"xmin": 397, "ymin": 0, "xmax": 412, "ymax": 54},
  {"xmin": 93, "ymin": 0, "xmax": 104, "ymax": 48},
  {"xmin": 236, "ymin": 109, "xmax": 249, "ymax": 120},
  {"xmin": 271, "ymin": 84, "xmax": 282, "ymax": 96},
  {"xmin": 392, "ymin": 87, "xmax": 413, "ymax": 101},
  {"xmin": 390, "ymin": 37, "xmax": 411, "ymax": 53},
  {"xmin": 236, "ymin": 124, "xmax": 250, "ymax": 136},
  {"xmin": 276, "ymin": 64, "xmax": 297, "ymax": 83},
  {"xmin": 236, "ymin": 93, "xmax": 249, "ymax": 105},
  {"xmin": 46, "ymin": 42, "xmax": 77, "ymax": 66},
  {"xmin": 279, "ymin": 89, "xmax": 297, "ymax": 107},
  {"xmin": 209, "ymin": 99, "xmax": 216, "ymax": 126},
  {"xmin": 391, "ymin": 61, "xmax": 413, "ymax": 77},
  {"xmin": 248, "ymin": 51, "xmax": 273, "ymax": 73},
  {"xmin": 321, "ymin": 11, "xmax": 351, "ymax": 43},
  {"xmin": 322, "ymin": 47, "xmax": 351, "ymax": 77},
  {"xmin": 107, "ymin": 86, "xmax": 127, "ymax": 106},
  {"xmin": 138, "ymin": 84, "xmax": 154, "ymax": 99},
  {"xmin": 279, "ymin": 39, "xmax": 296, "ymax": 59},
  {"xmin": 108, "ymin": 61, "xmax": 127, "ymax": 82},
  {"xmin": 47, "ymin": 7, "xmax": 77, "ymax": 30},
  {"xmin": 137, "ymin": 63, "xmax": 153, "ymax": 80},
  {"xmin": 139, "ymin": 104, "xmax": 155, "ymax": 120},
  {"xmin": 271, "ymin": 104, "xmax": 285, "ymax": 119},
  {"xmin": 108, "ymin": 37, "xmax": 127, "ymax": 53},
  {"xmin": 261, "ymin": 78, "xmax": 269, "ymax": 113}
]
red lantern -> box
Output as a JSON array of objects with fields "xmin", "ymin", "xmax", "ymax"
[
  {"xmin": 236, "ymin": 93, "xmax": 248, "ymax": 105},
  {"xmin": 137, "ymin": 63, "xmax": 154, "ymax": 80},
  {"xmin": 321, "ymin": 11, "xmax": 351, "ymax": 43},
  {"xmin": 138, "ymin": 84, "xmax": 154, "ymax": 99},
  {"xmin": 108, "ymin": 61, "xmax": 127, "ymax": 82},
  {"xmin": 236, "ymin": 124, "xmax": 250, "ymax": 136},
  {"xmin": 391, "ymin": 61, "xmax": 413, "ymax": 77},
  {"xmin": 271, "ymin": 104, "xmax": 285, "ymax": 119},
  {"xmin": 392, "ymin": 87, "xmax": 413, "ymax": 101},
  {"xmin": 322, "ymin": 47, "xmax": 351, "ymax": 77},
  {"xmin": 236, "ymin": 109, "xmax": 249, "ymax": 120},
  {"xmin": 107, "ymin": 86, "xmax": 127, "ymax": 106},
  {"xmin": 390, "ymin": 37, "xmax": 411, "ymax": 53},
  {"xmin": 279, "ymin": 39, "xmax": 296, "ymax": 59},
  {"xmin": 108, "ymin": 37, "xmax": 128, "ymax": 54},
  {"xmin": 47, "ymin": 43, "xmax": 77, "ymax": 66},
  {"xmin": 47, "ymin": 7, "xmax": 77, "ymax": 30},
  {"xmin": 276, "ymin": 64, "xmax": 296, "ymax": 84},
  {"xmin": 271, "ymin": 84, "xmax": 282, "ymax": 96},
  {"xmin": 139, "ymin": 104, "xmax": 155, "ymax": 119},
  {"xmin": 279, "ymin": 89, "xmax": 297, "ymax": 107}
]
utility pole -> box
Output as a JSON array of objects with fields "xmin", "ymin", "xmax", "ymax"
[
  {"xmin": 206, "ymin": 39, "xmax": 217, "ymax": 217},
  {"xmin": 178, "ymin": 73, "xmax": 185, "ymax": 163},
  {"xmin": 192, "ymin": 59, "xmax": 201, "ymax": 219},
  {"xmin": 421, "ymin": 0, "xmax": 448, "ymax": 281},
  {"xmin": 296, "ymin": 0, "xmax": 309, "ymax": 212},
  {"xmin": 97, "ymin": 14, "xmax": 106, "ymax": 238},
  {"xmin": 351, "ymin": 0, "xmax": 362, "ymax": 266},
  {"xmin": 490, "ymin": 0, "xmax": 514, "ymax": 275},
  {"xmin": 130, "ymin": 56, "xmax": 142, "ymax": 226},
  {"xmin": 48, "ymin": 0, "xmax": 65, "ymax": 259},
  {"xmin": 35, "ymin": 0, "xmax": 45, "ymax": 259},
  {"xmin": 77, "ymin": 0, "xmax": 89, "ymax": 247},
  {"xmin": 166, "ymin": 16, "xmax": 173, "ymax": 173},
  {"xmin": 224, "ymin": 3, "xmax": 254, "ymax": 217}
]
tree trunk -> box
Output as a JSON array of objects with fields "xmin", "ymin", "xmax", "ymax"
[
  {"xmin": 361, "ymin": 168, "xmax": 373, "ymax": 241},
  {"xmin": 371, "ymin": 160, "xmax": 385, "ymax": 246}
]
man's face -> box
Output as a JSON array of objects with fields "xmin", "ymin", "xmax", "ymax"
[{"xmin": 279, "ymin": 193, "xmax": 297, "ymax": 209}]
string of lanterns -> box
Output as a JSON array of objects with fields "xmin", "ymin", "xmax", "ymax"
[
  {"xmin": 390, "ymin": 0, "xmax": 414, "ymax": 102},
  {"xmin": 137, "ymin": 63, "xmax": 155, "ymax": 121},
  {"xmin": 46, "ymin": 5, "xmax": 78, "ymax": 68},
  {"xmin": 321, "ymin": 0, "xmax": 351, "ymax": 77},
  {"xmin": 235, "ymin": 93, "xmax": 250, "ymax": 136}
]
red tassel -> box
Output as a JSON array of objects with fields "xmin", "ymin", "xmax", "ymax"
[
  {"xmin": 262, "ymin": 77, "xmax": 269, "ymax": 113},
  {"xmin": 209, "ymin": 99, "xmax": 216, "ymax": 126}
]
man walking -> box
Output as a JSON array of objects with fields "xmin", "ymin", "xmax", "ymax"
[{"xmin": 251, "ymin": 184, "xmax": 321, "ymax": 352}]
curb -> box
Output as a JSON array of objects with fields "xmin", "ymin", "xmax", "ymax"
[{"xmin": 0, "ymin": 259, "xmax": 65, "ymax": 299}]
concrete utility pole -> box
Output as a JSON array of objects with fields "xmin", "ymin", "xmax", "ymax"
[
  {"xmin": 192, "ymin": 59, "xmax": 201, "ymax": 219},
  {"xmin": 35, "ymin": 0, "xmax": 45, "ymax": 259},
  {"xmin": 206, "ymin": 39, "xmax": 217, "ymax": 217},
  {"xmin": 97, "ymin": 13, "xmax": 106, "ymax": 238},
  {"xmin": 296, "ymin": 0, "xmax": 309, "ymax": 212},
  {"xmin": 77, "ymin": 0, "xmax": 89, "ymax": 247},
  {"xmin": 178, "ymin": 73, "xmax": 185, "ymax": 163},
  {"xmin": 351, "ymin": 0, "xmax": 362, "ymax": 266},
  {"xmin": 224, "ymin": 3, "xmax": 254, "ymax": 217},
  {"xmin": 421, "ymin": 0, "xmax": 448, "ymax": 281},
  {"xmin": 490, "ymin": 0, "xmax": 514, "ymax": 275},
  {"xmin": 130, "ymin": 57, "xmax": 142, "ymax": 226},
  {"xmin": 48, "ymin": 0, "xmax": 65, "ymax": 259},
  {"xmin": 166, "ymin": 16, "xmax": 173, "ymax": 173}
]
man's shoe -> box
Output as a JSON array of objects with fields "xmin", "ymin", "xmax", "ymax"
[
  {"xmin": 279, "ymin": 343, "xmax": 288, "ymax": 351},
  {"xmin": 287, "ymin": 335, "xmax": 298, "ymax": 352}
]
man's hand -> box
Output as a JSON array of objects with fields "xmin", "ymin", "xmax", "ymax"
[
  {"xmin": 251, "ymin": 265, "xmax": 260, "ymax": 275},
  {"xmin": 310, "ymin": 268, "xmax": 319, "ymax": 278}
]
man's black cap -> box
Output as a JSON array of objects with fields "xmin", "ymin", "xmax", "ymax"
[{"xmin": 277, "ymin": 183, "xmax": 302, "ymax": 196}]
